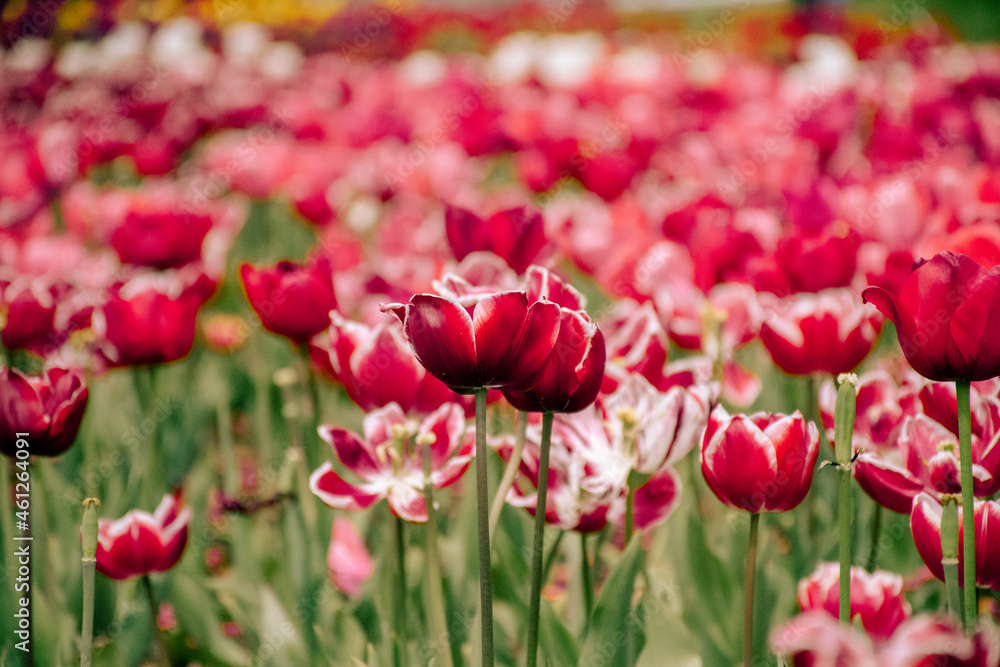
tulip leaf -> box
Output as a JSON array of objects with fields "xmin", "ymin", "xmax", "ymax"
[
  {"xmin": 258, "ymin": 585, "xmax": 307, "ymax": 666},
  {"xmin": 540, "ymin": 600, "xmax": 578, "ymax": 667},
  {"xmin": 635, "ymin": 593, "xmax": 702, "ymax": 667},
  {"xmin": 578, "ymin": 532, "xmax": 645, "ymax": 664}
]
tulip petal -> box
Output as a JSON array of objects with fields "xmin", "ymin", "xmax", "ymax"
[
  {"xmin": 854, "ymin": 453, "xmax": 926, "ymax": 514},
  {"xmin": 318, "ymin": 426, "xmax": 384, "ymax": 479},
  {"xmin": 910, "ymin": 493, "xmax": 948, "ymax": 584},
  {"xmin": 386, "ymin": 484, "xmax": 428, "ymax": 523},
  {"xmin": 633, "ymin": 467, "xmax": 681, "ymax": 531},
  {"xmin": 702, "ymin": 414, "xmax": 778, "ymax": 513},
  {"xmin": 402, "ymin": 294, "xmax": 479, "ymax": 390},
  {"xmin": 951, "ymin": 268, "xmax": 1000, "ymax": 381},
  {"xmin": 309, "ymin": 463, "xmax": 382, "ymax": 511}
]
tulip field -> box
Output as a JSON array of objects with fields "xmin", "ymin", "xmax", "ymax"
[{"xmin": 4, "ymin": 1, "xmax": 1000, "ymax": 665}]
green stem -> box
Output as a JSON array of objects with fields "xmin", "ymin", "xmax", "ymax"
[
  {"xmin": 141, "ymin": 575, "xmax": 170, "ymax": 667},
  {"xmin": 300, "ymin": 344, "xmax": 322, "ymax": 471},
  {"xmin": 956, "ymin": 379, "xmax": 977, "ymax": 634},
  {"xmin": 941, "ymin": 496, "xmax": 963, "ymax": 622},
  {"xmin": 541, "ymin": 529, "xmax": 564, "ymax": 587},
  {"xmin": 474, "ymin": 388, "xmax": 494, "ymax": 667},
  {"xmin": 393, "ymin": 516, "xmax": 409, "ymax": 667},
  {"xmin": 837, "ymin": 466, "xmax": 852, "ymax": 624},
  {"xmin": 81, "ymin": 558, "xmax": 95, "ymax": 667},
  {"xmin": 526, "ymin": 412, "xmax": 554, "ymax": 667},
  {"xmin": 581, "ymin": 532, "xmax": 594, "ymax": 631},
  {"xmin": 624, "ymin": 488, "xmax": 635, "ymax": 546},
  {"xmin": 866, "ymin": 501, "xmax": 883, "ymax": 572},
  {"xmin": 744, "ymin": 513, "xmax": 760, "ymax": 667},
  {"xmin": 489, "ymin": 411, "xmax": 528, "ymax": 542},
  {"xmin": 421, "ymin": 445, "xmax": 454, "ymax": 667}
]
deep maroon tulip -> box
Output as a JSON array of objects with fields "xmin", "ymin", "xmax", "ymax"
[
  {"xmin": 240, "ymin": 254, "xmax": 337, "ymax": 343},
  {"xmin": 328, "ymin": 313, "xmax": 458, "ymax": 415},
  {"xmin": 502, "ymin": 308, "xmax": 605, "ymax": 414},
  {"xmin": 797, "ymin": 563, "xmax": 911, "ymax": 640},
  {"xmin": 381, "ymin": 291, "xmax": 560, "ymax": 393},
  {"xmin": 701, "ymin": 407, "xmax": 820, "ymax": 513},
  {"xmin": 445, "ymin": 205, "xmax": 548, "ymax": 274},
  {"xmin": 760, "ymin": 288, "xmax": 881, "ymax": 376},
  {"xmin": 110, "ymin": 207, "xmax": 213, "ymax": 270},
  {"xmin": 96, "ymin": 276, "xmax": 204, "ymax": 366},
  {"xmin": 1, "ymin": 280, "xmax": 55, "ymax": 351},
  {"xmin": 910, "ymin": 493, "xmax": 1000, "ymax": 590},
  {"xmin": 0, "ymin": 367, "xmax": 88, "ymax": 457},
  {"xmin": 863, "ymin": 252, "xmax": 1000, "ymax": 382},
  {"xmin": 96, "ymin": 494, "xmax": 191, "ymax": 580}
]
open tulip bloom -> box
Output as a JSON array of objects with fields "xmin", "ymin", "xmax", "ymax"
[{"xmin": 95, "ymin": 494, "xmax": 191, "ymax": 580}]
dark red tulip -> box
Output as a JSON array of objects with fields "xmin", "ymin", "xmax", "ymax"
[
  {"xmin": 910, "ymin": 493, "xmax": 1000, "ymax": 590},
  {"xmin": 0, "ymin": 367, "xmax": 88, "ymax": 457},
  {"xmin": 328, "ymin": 313, "xmax": 459, "ymax": 415},
  {"xmin": 760, "ymin": 289, "xmax": 881, "ymax": 376},
  {"xmin": 96, "ymin": 276, "xmax": 205, "ymax": 366},
  {"xmin": 96, "ymin": 494, "xmax": 191, "ymax": 580},
  {"xmin": 863, "ymin": 252, "xmax": 1000, "ymax": 382},
  {"xmin": 444, "ymin": 205, "xmax": 548, "ymax": 274},
  {"xmin": 1, "ymin": 279, "xmax": 55, "ymax": 351},
  {"xmin": 110, "ymin": 205, "xmax": 212, "ymax": 270},
  {"xmin": 502, "ymin": 308, "xmax": 606, "ymax": 413},
  {"xmin": 240, "ymin": 254, "xmax": 337, "ymax": 343},
  {"xmin": 381, "ymin": 291, "xmax": 560, "ymax": 393},
  {"xmin": 701, "ymin": 407, "xmax": 819, "ymax": 513},
  {"xmin": 776, "ymin": 224, "xmax": 859, "ymax": 293},
  {"xmin": 797, "ymin": 563, "xmax": 911, "ymax": 640}
]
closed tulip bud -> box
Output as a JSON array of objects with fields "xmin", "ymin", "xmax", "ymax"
[
  {"xmin": 701, "ymin": 407, "xmax": 819, "ymax": 513},
  {"xmin": 240, "ymin": 254, "xmax": 337, "ymax": 343},
  {"xmin": 797, "ymin": 563, "xmax": 911, "ymax": 640},
  {"xmin": 0, "ymin": 366, "xmax": 88, "ymax": 457},
  {"xmin": 95, "ymin": 494, "xmax": 191, "ymax": 580}
]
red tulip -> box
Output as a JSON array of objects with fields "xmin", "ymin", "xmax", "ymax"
[
  {"xmin": 327, "ymin": 517, "xmax": 374, "ymax": 598},
  {"xmin": 240, "ymin": 254, "xmax": 337, "ymax": 343},
  {"xmin": 0, "ymin": 367, "xmax": 88, "ymax": 457},
  {"xmin": 1, "ymin": 279, "xmax": 55, "ymax": 351},
  {"xmin": 863, "ymin": 252, "xmax": 1000, "ymax": 382},
  {"xmin": 502, "ymin": 308, "xmax": 606, "ymax": 414},
  {"xmin": 310, "ymin": 403, "xmax": 474, "ymax": 522},
  {"xmin": 797, "ymin": 563, "xmax": 911, "ymax": 640},
  {"xmin": 328, "ymin": 312, "xmax": 459, "ymax": 415},
  {"xmin": 444, "ymin": 205, "xmax": 548, "ymax": 274},
  {"xmin": 599, "ymin": 300, "xmax": 670, "ymax": 393},
  {"xmin": 381, "ymin": 291, "xmax": 560, "ymax": 393},
  {"xmin": 701, "ymin": 407, "xmax": 820, "ymax": 513},
  {"xmin": 110, "ymin": 206, "xmax": 213, "ymax": 270},
  {"xmin": 760, "ymin": 288, "xmax": 881, "ymax": 376},
  {"xmin": 96, "ymin": 275, "xmax": 205, "ymax": 366},
  {"xmin": 853, "ymin": 415, "xmax": 1000, "ymax": 514},
  {"xmin": 96, "ymin": 494, "xmax": 191, "ymax": 580},
  {"xmin": 910, "ymin": 493, "xmax": 1000, "ymax": 590}
]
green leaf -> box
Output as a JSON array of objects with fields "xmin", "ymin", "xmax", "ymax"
[
  {"xmin": 578, "ymin": 533, "xmax": 645, "ymax": 664},
  {"xmin": 258, "ymin": 585, "xmax": 307, "ymax": 667},
  {"xmin": 540, "ymin": 600, "xmax": 578, "ymax": 667},
  {"xmin": 635, "ymin": 594, "xmax": 701, "ymax": 667},
  {"xmin": 170, "ymin": 573, "xmax": 252, "ymax": 666}
]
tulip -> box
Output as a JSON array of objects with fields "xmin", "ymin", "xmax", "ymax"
[
  {"xmin": 95, "ymin": 494, "xmax": 191, "ymax": 580},
  {"xmin": 444, "ymin": 205, "xmax": 548, "ymax": 274},
  {"xmin": 502, "ymin": 308, "xmax": 606, "ymax": 414},
  {"xmin": 110, "ymin": 206, "xmax": 213, "ymax": 270},
  {"xmin": 1, "ymin": 279, "xmax": 55, "ymax": 351},
  {"xmin": 95, "ymin": 275, "xmax": 204, "ymax": 366},
  {"xmin": 328, "ymin": 313, "xmax": 459, "ymax": 415},
  {"xmin": 760, "ymin": 288, "xmax": 881, "ymax": 376},
  {"xmin": 599, "ymin": 299, "xmax": 670, "ymax": 393},
  {"xmin": 381, "ymin": 290, "xmax": 560, "ymax": 393},
  {"xmin": 770, "ymin": 611, "xmax": 879, "ymax": 667},
  {"xmin": 0, "ymin": 366, "xmax": 89, "ymax": 457},
  {"xmin": 701, "ymin": 407, "xmax": 820, "ymax": 514},
  {"xmin": 910, "ymin": 493, "xmax": 1000, "ymax": 590},
  {"xmin": 797, "ymin": 563, "xmax": 911, "ymax": 640},
  {"xmin": 327, "ymin": 517, "xmax": 374, "ymax": 598},
  {"xmin": 240, "ymin": 254, "xmax": 337, "ymax": 343},
  {"xmin": 862, "ymin": 252, "xmax": 1000, "ymax": 383},
  {"xmin": 310, "ymin": 402, "xmax": 473, "ymax": 523}
]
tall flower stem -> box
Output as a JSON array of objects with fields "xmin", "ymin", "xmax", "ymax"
[
  {"xmin": 526, "ymin": 412, "xmax": 553, "ymax": 667},
  {"xmin": 743, "ymin": 512, "xmax": 760, "ymax": 667},
  {"xmin": 581, "ymin": 532, "xmax": 594, "ymax": 630},
  {"xmin": 474, "ymin": 388, "xmax": 494, "ymax": 667},
  {"xmin": 141, "ymin": 575, "xmax": 170, "ymax": 667},
  {"xmin": 299, "ymin": 344, "xmax": 322, "ymax": 471},
  {"xmin": 956, "ymin": 379, "xmax": 977, "ymax": 634},
  {"xmin": 80, "ymin": 499, "xmax": 100, "ymax": 667},
  {"xmin": 421, "ymin": 445, "xmax": 454, "ymax": 667},
  {"xmin": 624, "ymin": 489, "xmax": 635, "ymax": 546},
  {"xmin": 393, "ymin": 515, "xmax": 409, "ymax": 667},
  {"xmin": 941, "ymin": 495, "xmax": 963, "ymax": 622},
  {"xmin": 833, "ymin": 374, "xmax": 857, "ymax": 625},
  {"xmin": 489, "ymin": 411, "xmax": 528, "ymax": 542}
]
